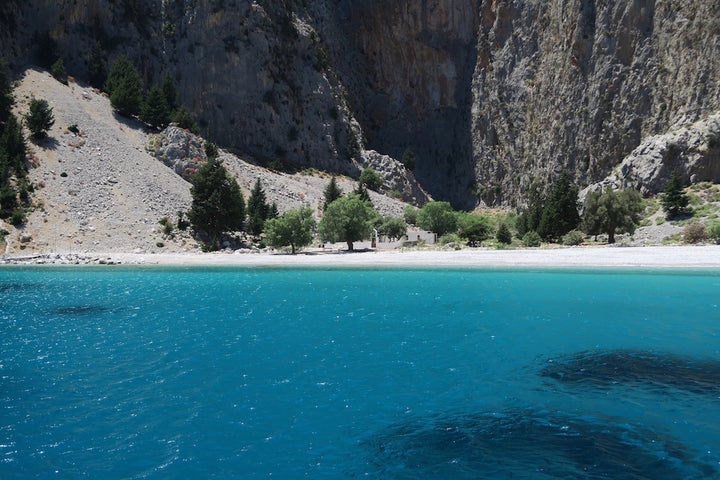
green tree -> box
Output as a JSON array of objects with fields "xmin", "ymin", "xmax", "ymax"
[
  {"xmin": 0, "ymin": 184, "xmax": 18, "ymax": 219},
  {"xmin": 359, "ymin": 167, "xmax": 383, "ymax": 191},
  {"xmin": 516, "ymin": 181, "xmax": 545, "ymax": 236},
  {"xmin": 661, "ymin": 171, "xmax": 689, "ymax": 219},
  {"xmin": 377, "ymin": 215, "xmax": 407, "ymax": 241},
  {"xmin": 582, "ymin": 187, "xmax": 643, "ymax": 244},
  {"xmin": 401, "ymin": 148, "xmax": 416, "ymax": 171},
  {"xmin": 264, "ymin": 206, "xmax": 316, "ymax": 254},
  {"xmin": 268, "ymin": 201, "xmax": 279, "ymax": 219},
  {"xmin": 140, "ymin": 86, "xmax": 170, "ymax": 128},
  {"xmin": 537, "ymin": 172, "xmax": 579, "ymax": 241},
  {"xmin": 88, "ymin": 42, "xmax": 107, "ymax": 89},
  {"xmin": 204, "ymin": 140, "xmax": 219, "ymax": 160},
  {"xmin": 171, "ymin": 106, "xmax": 198, "ymax": 133},
  {"xmin": 403, "ymin": 205, "xmax": 418, "ymax": 225},
  {"xmin": 105, "ymin": 54, "xmax": 144, "ymax": 117},
  {"xmin": 161, "ymin": 72, "xmax": 177, "ymax": 110},
  {"xmin": 322, "ymin": 177, "xmax": 341, "ymax": 212},
  {"xmin": 496, "ymin": 223, "xmax": 512, "ymax": 244},
  {"xmin": 188, "ymin": 157, "xmax": 246, "ymax": 247},
  {"xmin": 318, "ymin": 194, "xmax": 378, "ymax": 251},
  {"xmin": 457, "ymin": 212, "xmax": 492, "ymax": 243},
  {"xmin": 707, "ymin": 221, "xmax": 720, "ymax": 244},
  {"xmin": 25, "ymin": 98, "xmax": 55, "ymax": 139},
  {"xmin": 35, "ymin": 31, "xmax": 58, "ymax": 70},
  {"xmin": 247, "ymin": 178, "xmax": 270, "ymax": 236},
  {"xmin": 0, "ymin": 58, "xmax": 14, "ymax": 124},
  {"xmin": 416, "ymin": 201, "xmax": 457, "ymax": 237},
  {"xmin": 0, "ymin": 113, "xmax": 26, "ymax": 180},
  {"xmin": 51, "ymin": 58, "xmax": 68, "ymax": 85},
  {"xmin": 354, "ymin": 181, "xmax": 371, "ymax": 204}
]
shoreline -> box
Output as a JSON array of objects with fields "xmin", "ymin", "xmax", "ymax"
[{"xmin": 2, "ymin": 245, "xmax": 719, "ymax": 268}]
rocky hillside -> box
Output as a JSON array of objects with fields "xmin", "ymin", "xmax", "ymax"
[
  {"xmin": 3, "ymin": 69, "xmax": 412, "ymax": 255},
  {"xmin": 2, "ymin": 1, "xmax": 720, "ymax": 208}
]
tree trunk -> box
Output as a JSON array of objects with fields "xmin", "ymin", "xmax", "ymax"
[
  {"xmin": 346, "ymin": 240, "xmax": 354, "ymax": 251},
  {"xmin": 608, "ymin": 228, "xmax": 615, "ymax": 244},
  {"xmin": 290, "ymin": 242, "xmax": 296, "ymax": 255}
]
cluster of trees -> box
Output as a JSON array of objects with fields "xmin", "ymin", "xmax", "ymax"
[
  {"xmin": 187, "ymin": 145, "xmax": 278, "ymax": 248},
  {"xmin": 0, "ymin": 60, "xmax": 32, "ymax": 225},
  {"xmin": 104, "ymin": 54, "xmax": 195, "ymax": 131},
  {"xmin": 187, "ymin": 163, "xmax": 409, "ymax": 254}
]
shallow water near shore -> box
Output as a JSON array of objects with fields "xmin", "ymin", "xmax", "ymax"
[{"xmin": 1, "ymin": 266, "xmax": 719, "ymax": 478}]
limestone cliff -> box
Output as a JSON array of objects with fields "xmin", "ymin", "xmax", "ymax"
[{"xmin": 3, "ymin": 0, "xmax": 720, "ymax": 208}]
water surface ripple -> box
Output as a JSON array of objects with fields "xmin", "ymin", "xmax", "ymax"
[{"xmin": 1, "ymin": 267, "xmax": 719, "ymax": 478}]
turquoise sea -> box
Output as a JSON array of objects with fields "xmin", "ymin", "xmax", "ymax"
[{"xmin": 1, "ymin": 266, "xmax": 719, "ymax": 479}]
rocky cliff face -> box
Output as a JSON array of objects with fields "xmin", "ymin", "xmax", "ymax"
[
  {"xmin": 472, "ymin": 0, "xmax": 720, "ymax": 206},
  {"xmin": 3, "ymin": 0, "xmax": 720, "ymax": 208}
]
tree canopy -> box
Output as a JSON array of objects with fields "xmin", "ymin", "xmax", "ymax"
[
  {"xmin": 582, "ymin": 187, "xmax": 643, "ymax": 244},
  {"xmin": 25, "ymin": 98, "xmax": 55, "ymax": 139},
  {"xmin": 105, "ymin": 54, "xmax": 144, "ymax": 117},
  {"xmin": 416, "ymin": 201, "xmax": 457, "ymax": 237},
  {"xmin": 401, "ymin": 148, "xmax": 416, "ymax": 171},
  {"xmin": 359, "ymin": 167, "xmax": 383, "ymax": 191},
  {"xmin": 88, "ymin": 42, "xmax": 107, "ymax": 89},
  {"xmin": 188, "ymin": 157, "xmax": 245, "ymax": 247},
  {"xmin": 661, "ymin": 172, "xmax": 689, "ymax": 219},
  {"xmin": 322, "ymin": 176, "xmax": 342, "ymax": 211},
  {"xmin": 0, "ymin": 59, "xmax": 13, "ymax": 125},
  {"xmin": 376, "ymin": 215, "xmax": 407, "ymax": 241},
  {"xmin": 318, "ymin": 194, "xmax": 378, "ymax": 250},
  {"xmin": 537, "ymin": 172, "xmax": 580, "ymax": 241},
  {"xmin": 264, "ymin": 206, "xmax": 316, "ymax": 254},
  {"xmin": 140, "ymin": 86, "xmax": 170, "ymax": 128},
  {"xmin": 456, "ymin": 212, "xmax": 493, "ymax": 243},
  {"xmin": 246, "ymin": 178, "xmax": 271, "ymax": 236}
]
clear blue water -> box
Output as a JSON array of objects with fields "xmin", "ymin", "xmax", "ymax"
[{"xmin": 1, "ymin": 266, "xmax": 719, "ymax": 479}]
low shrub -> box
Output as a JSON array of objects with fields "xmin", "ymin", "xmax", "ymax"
[
  {"xmin": 522, "ymin": 231, "xmax": 542, "ymax": 247},
  {"xmin": 706, "ymin": 221, "xmax": 720, "ymax": 244},
  {"xmin": 682, "ymin": 222, "xmax": 707, "ymax": 244},
  {"xmin": 562, "ymin": 230, "xmax": 585, "ymax": 246},
  {"xmin": 10, "ymin": 209, "xmax": 26, "ymax": 226},
  {"xmin": 439, "ymin": 233, "xmax": 462, "ymax": 245}
]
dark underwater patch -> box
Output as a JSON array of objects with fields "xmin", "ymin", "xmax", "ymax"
[
  {"xmin": 0, "ymin": 282, "xmax": 43, "ymax": 293},
  {"xmin": 50, "ymin": 305, "xmax": 114, "ymax": 316},
  {"xmin": 541, "ymin": 349, "xmax": 720, "ymax": 395},
  {"xmin": 365, "ymin": 409, "xmax": 715, "ymax": 479}
]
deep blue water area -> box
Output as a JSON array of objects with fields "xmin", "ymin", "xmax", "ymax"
[{"xmin": 1, "ymin": 266, "xmax": 719, "ymax": 479}]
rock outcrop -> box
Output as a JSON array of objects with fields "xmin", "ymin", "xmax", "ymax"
[
  {"xmin": 149, "ymin": 125, "xmax": 206, "ymax": 180},
  {"xmin": 587, "ymin": 112, "xmax": 720, "ymax": 196},
  {"xmin": 3, "ymin": 1, "xmax": 720, "ymax": 207}
]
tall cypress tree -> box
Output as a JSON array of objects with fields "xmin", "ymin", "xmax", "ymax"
[
  {"xmin": 188, "ymin": 157, "xmax": 246, "ymax": 247},
  {"xmin": 88, "ymin": 42, "xmax": 107, "ymax": 89},
  {"xmin": 322, "ymin": 175, "xmax": 342, "ymax": 211},
  {"xmin": 537, "ymin": 172, "xmax": 580, "ymax": 241},
  {"xmin": 247, "ymin": 178, "xmax": 270, "ymax": 236},
  {"xmin": 105, "ymin": 54, "xmax": 144, "ymax": 117},
  {"xmin": 0, "ymin": 58, "xmax": 14, "ymax": 125},
  {"xmin": 661, "ymin": 171, "xmax": 689, "ymax": 219},
  {"xmin": 140, "ymin": 86, "xmax": 170, "ymax": 128}
]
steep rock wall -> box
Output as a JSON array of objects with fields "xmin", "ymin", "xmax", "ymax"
[
  {"xmin": 3, "ymin": 0, "xmax": 720, "ymax": 208},
  {"xmin": 3, "ymin": 0, "xmax": 364, "ymax": 177},
  {"xmin": 472, "ymin": 0, "xmax": 720, "ymax": 206},
  {"xmin": 328, "ymin": 0, "xmax": 481, "ymax": 207}
]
